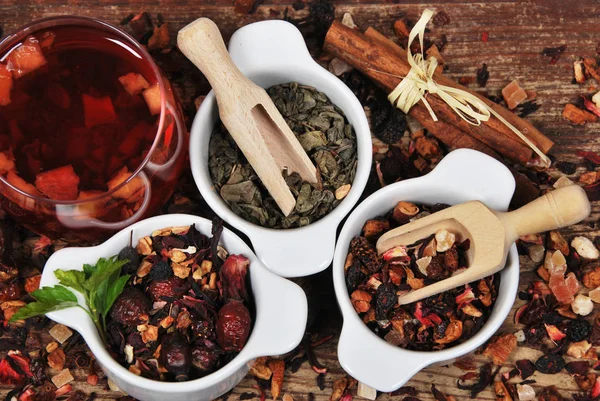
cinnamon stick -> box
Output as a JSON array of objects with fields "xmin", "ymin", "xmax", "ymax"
[
  {"xmin": 324, "ymin": 22, "xmax": 553, "ymax": 163},
  {"xmin": 364, "ymin": 27, "xmax": 553, "ymax": 155}
]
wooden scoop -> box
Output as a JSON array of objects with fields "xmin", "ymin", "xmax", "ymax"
[
  {"xmin": 376, "ymin": 185, "xmax": 591, "ymax": 305},
  {"xmin": 177, "ymin": 18, "xmax": 318, "ymax": 216}
]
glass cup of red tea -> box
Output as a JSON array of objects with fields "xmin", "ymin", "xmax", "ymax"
[{"xmin": 0, "ymin": 16, "xmax": 188, "ymax": 244}]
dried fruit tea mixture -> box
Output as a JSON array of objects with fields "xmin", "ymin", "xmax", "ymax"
[
  {"xmin": 345, "ymin": 202, "xmax": 499, "ymax": 351},
  {"xmin": 106, "ymin": 221, "xmax": 253, "ymax": 381},
  {"xmin": 209, "ymin": 82, "xmax": 357, "ymax": 229},
  {"xmin": 0, "ymin": 25, "xmax": 161, "ymax": 202},
  {"xmin": 10, "ymin": 219, "xmax": 254, "ymax": 383}
]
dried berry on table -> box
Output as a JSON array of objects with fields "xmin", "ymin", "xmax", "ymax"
[
  {"xmin": 344, "ymin": 202, "xmax": 500, "ymax": 351},
  {"xmin": 535, "ymin": 354, "xmax": 565, "ymax": 374},
  {"xmin": 209, "ymin": 83, "xmax": 357, "ymax": 229}
]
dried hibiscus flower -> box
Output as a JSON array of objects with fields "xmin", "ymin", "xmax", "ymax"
[{"xmin": 344, "ymin": 202, "xmax": 500, "ymax": 351}]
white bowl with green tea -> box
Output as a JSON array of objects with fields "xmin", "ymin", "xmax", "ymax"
[{"xmin": 189, "ymin": 20, "xmax": 372, "ymax": 278}]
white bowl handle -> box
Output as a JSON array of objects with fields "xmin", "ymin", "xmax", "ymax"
[
  {"xmin": 243, "ymin": 262, "xmax": 308, "ymax": 359},
  {"xmin": 422, "ymin": 149, "xmax": 515, "ymax": 212},
  {"xmin": 249, "ymin": 227, "xmax": 336, "ymax": 278},
  {"xmin": 338, "ymin": 321, "xmax": 428, "ymax": 392},
  {"xmin": 228, "ymin": 20, "xmax": 315, "ymax": 72}
]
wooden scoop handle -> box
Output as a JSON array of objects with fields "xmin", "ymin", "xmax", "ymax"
[
  {"xmin": 177, "ymin": 18, "xmax": 251, "ymax": 103},
  {"xmin": 498, "ymin": 185, "xmax": 591, "ymax": 243}
]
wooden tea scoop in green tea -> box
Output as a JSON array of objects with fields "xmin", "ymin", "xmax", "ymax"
[
  {"xmin": 376, "ymin": 185, "xmax": 591, "ymax": 305},
  {"xmin": 177, "ymin": 18, "xmax": 318, "ymax": 216}
]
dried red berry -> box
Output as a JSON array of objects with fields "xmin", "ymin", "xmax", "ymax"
[
  {"xmin": 216, "ymin": 299, "xmax": 251, "ymax": 352},
  {"xmin": 147, "ymin": 277, "xmax": 189, "ymax": 301},
  {"xmin": 110, "ymin": 288, "xmax": 150, "ymax": 326},
  {"xmin": 191, "ymin": 344, "xmax": 221, "ymax": 373},
  {"xmin": 159, "ymin": 332, "xmax": 191, "ymax": 381}
]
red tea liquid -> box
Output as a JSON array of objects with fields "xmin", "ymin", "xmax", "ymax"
[{"xmin": 0, "ymin": 22, "xmax": 187, "ymax": 243}]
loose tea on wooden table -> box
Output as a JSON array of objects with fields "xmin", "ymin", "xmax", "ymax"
[{"xmin": 209, "ymin": 82, "xmax": 357, "ymax": 229}]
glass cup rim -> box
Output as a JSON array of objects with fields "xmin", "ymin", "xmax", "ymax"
[{"xmin": 0, "ymin": 15, "xmax": 167, "ymax": 205}]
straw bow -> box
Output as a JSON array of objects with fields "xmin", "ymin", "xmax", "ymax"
[{"xmin": 388, "ymin": 9, "xmax": 550, "ymax": 166}]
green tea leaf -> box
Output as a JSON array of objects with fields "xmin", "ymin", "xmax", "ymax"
[
  {"xmin": 9, "ymin": 285, "xmax": 78, "ymax": 322},
  {"xmin": 55, "ymin": 270, "xmax": 86, "ymax": 294}
]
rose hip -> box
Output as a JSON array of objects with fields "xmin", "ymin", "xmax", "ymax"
[
  {"xmin": 110, "ymin": 288, "xmax": 150, "ymax": 326},
  {"xmin": 159, "ymin": 332, "xmax": 191, "ymax": 381},
  {"xmin": 216, "ymin": 299, "xmax": 251, "ymax": 352}
]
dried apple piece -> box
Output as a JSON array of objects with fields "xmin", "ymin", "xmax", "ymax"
[
  {"xmin": 82, "ymin": 94, "xmax": 117, "ymax": 128},
  {"xmin": 118, "ymin": 72, "xmax": 150, "ymax": 96},
  {"xmin": 39, "ymin": 32, "xmax": 56, "ymax": 49},
  {"xmin": 6, "ymin": 36, "xmax": 47, "ymax": 79},
  {"xmin": 7, "ymin": 171, "xmax": 40, "ymax": 197},
  {"xmin": 142, "ymin": 83, "xmax": 161, "ymax": 115},
  {"xmin": 75, "ymin": 190, "xmax": 107, "ymax": 218},
  {"xmin": 107, "ymin": 166, "xmax": 144, "ymax": 201},
  {"xmin": 0, "ymin": 64, "xmax": 13, "ymax": 106},
  {"xmin": 34, "ymin": 165, "xmax": 80, "ymax": 200},
  {"xmin": 0, "ymin": 151, "xmax": 15, "ymax": 174}
]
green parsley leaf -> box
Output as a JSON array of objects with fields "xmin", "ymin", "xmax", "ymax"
[
  {"xmin": 9, "ymin": 285, "xmax": 78, "ymax": 322},
  {"xmin": 54, "ymin": 270, "xmax": 87, "ymax": 294},
  {"xmin": 103, "ymin": 274, "xmax": 130, "ymax": 318}
]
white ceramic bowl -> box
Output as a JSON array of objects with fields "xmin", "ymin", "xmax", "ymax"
[
  {"xmin": 189, "ymin": 20, "xmax": 372, "ymax": 278},
  {"xmin": 332, "ymin": 149, "xmax": 520, "ymax": 392},
  {"xmin": 40, "ymin": 214, "xmax": 308, "ymax": 401}
]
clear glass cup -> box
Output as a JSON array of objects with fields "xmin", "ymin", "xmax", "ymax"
[{"xmin": 0, "ymin": 16, "xmax": 188, "ymax": 244}]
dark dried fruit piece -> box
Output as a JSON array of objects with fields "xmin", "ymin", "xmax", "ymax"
[
  {"xmin": 118, "ymin": 246, "xmax": 140, "ymax": 275},
  {"xmin": 555, "ymin": 161, "xmax": 577, "ymax": 175},
  {"xmin": 567, "ymin": 319, "xmax": 592, "ymax": 342},
  {"xmin": 159, "ymin": 332, "xmax": 191, "ymax": 381},
  {"xmin": 476, "ymin": 63, "xmax": 489, "ymax": 87},
  {"xmin": 538, "ymin": 385, "xmax": 564, "ymax": 401},
  {"xmin": 350, "ymin": 236, "xmax": 381, "ymax": 273},
  {"xmin": 191, "ymin": 343, "xmax": 221, "ymax": 373},
  {"xmin": 345, "ymin": 258, "xmax": 364, "ymax": 293},
  {"xmin": 375, "ymin": 283, "xmax": 396, "ymax": 320},
  {"xmin": 566, "ymin": 361, "xmax": 590, "ymax": 376},
  {"xmin": 148, "ymin": 259, "xmax": 173, "ymax": 281},
  {"xmin": 515, "ymin": 359, "xmax": 536, "ymax": 379},
  {"xmin": 535, "ymin": 354, "xmax": 565, "ymax": 374},
  {"xmin": 147, "ymin": 277, "xmax": 189, "ymax": 301},
  {"xmin": 216, "ymin": 300, "xmax": 251, "ymax": 352},
  {"xmin": 110, "ymin": 288, "xmax": 150, "ymax": 326},
  {"xmin": 426, "ymin": 255, "xmax": 449, "ymax": 280}
]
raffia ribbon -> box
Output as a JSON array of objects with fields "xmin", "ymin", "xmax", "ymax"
[{"xmin": 387, "ymin": 9, "xmax": 550, "ymax": 166}]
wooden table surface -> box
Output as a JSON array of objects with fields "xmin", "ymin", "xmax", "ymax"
[{"xmin": 1, "ymin": 1, "xmax": 600, "ymax": 400}]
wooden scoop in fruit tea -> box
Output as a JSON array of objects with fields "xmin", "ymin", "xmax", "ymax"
[
  {"xmin": 177, "ymin": 18, "xmax": 318, "ymax": 216},
  {"xmin": 377, "ymin": 185, "xmax": 591, "ymax": 305}
]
